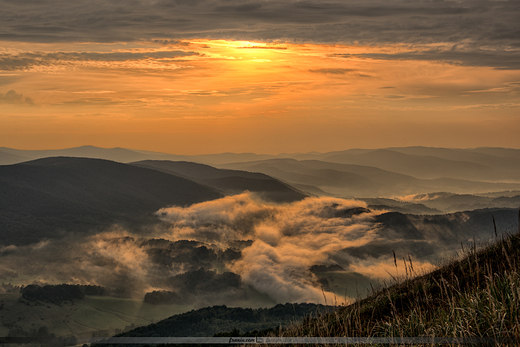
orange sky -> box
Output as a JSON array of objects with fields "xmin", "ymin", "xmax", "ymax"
[{"xmin": 1, "ymin": 39, "xmax": 520, "ymax": 154}]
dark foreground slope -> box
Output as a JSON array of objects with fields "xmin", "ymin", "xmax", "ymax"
[
  {"xmin": 133, "ymin": 160, "xmax": 306, "ymax": 203},
  {"xmin": 279, "ymin": 228, "xmax": 520, "ymax": 341},
  {"xmin": 0, "ymin": 157, "xmax": 222, "ymax": 245}
]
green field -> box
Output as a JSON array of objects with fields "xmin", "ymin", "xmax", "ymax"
[{"xmin": 0, "ymin": 294, "xmax": 192, "ymax": 338}]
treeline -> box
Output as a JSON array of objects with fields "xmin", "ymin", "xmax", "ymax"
[
  {"xmin": 5, "ymin": 325, "xmax": 80, "ymax": 346},
  {"xmin": 112, "ymin": 303, "xmax": 336, "ymax": 338},
  {"xmin": 144, "ymin": 268, "xmax": 244, "ymax": 305},
  {"xmin": 20, "ymin": 284, "xmax": 107, "ymax": 303},
  {"xmin": 143, "ymin": 290, "xmax": 182, "ymax": 305}
]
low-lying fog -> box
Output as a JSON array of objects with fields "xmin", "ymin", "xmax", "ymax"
[{"xmin": 0, "ymin": 193, "xmax": 514, "ymax": 307}]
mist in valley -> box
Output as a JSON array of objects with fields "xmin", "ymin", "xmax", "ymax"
[
  {"xmin": 1, "ymin": 149, "xmax": 519, "ymax": 338},
  {"xmin": 2, "ymin": 192, "xmax": 515, "ymax": 310}
]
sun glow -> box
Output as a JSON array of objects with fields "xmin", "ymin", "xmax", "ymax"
[{"xmin": 1, "ymin": 39, "xmax": 520, "ymax": 153}]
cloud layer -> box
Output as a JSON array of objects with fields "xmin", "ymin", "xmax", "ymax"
[
  {"xmin": 157, "ymin": 194, "xmax": 382, "ymax": 302},
  {"xmin": 0, "ymin": 193, "xmax": 441, "ymax": 306},
  {"xmin": 1, "ymin": 0, "xmax": 519, "ymax": 68},
  {"xmin": 1, "ymin": 193, "xmax": 510, "ymax": 305}
]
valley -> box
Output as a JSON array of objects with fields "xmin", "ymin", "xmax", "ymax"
[{"xmin": 0, "ymin": 146, "xmax": 519, "ymax": 341}]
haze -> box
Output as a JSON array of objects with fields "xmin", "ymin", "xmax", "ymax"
[{"xmin": 1, "ymin": 0, "xmax": 520, "ymax": 154}]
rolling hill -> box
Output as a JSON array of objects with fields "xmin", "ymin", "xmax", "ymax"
[
  {"xmin": 0, "ymin": 157, "xmax": 223, "ymax": 245},
  {"xmin": 111, "ymin": 303, "xmax": 334, "ymax": 338},
  {"xmin": 0, "ymin": 146, "xmax": 272, "ymax": 166},
  {"xmin": 132, "ymin": 160, "xmax": 306, "ymax": 203}
]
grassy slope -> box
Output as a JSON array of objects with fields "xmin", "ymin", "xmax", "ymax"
[{"xmin": 279, "ymin": 229, "xmax": 520, "ymax": 341}]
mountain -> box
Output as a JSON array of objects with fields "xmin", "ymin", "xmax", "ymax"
[
  {"xmin": 219, "ymin": 158, "xmax": 520, "ymax": 198},
  {"xmin": 0, "ymin": 146, "xmax": 278, "ymax": 166},
  {"xmin": 4, "ymin": 145, "xmax": 520, "ymax": 202},
  {"xmin": 5, "ymin": 145, "xmax": 520, "ymax": 184},
  {"xmin": 131, "ymin": 160, "xmax": 306, "ymax": 203},
  {"xmin": 398, "ymin": 192, "xmax": 520, "ymax": 213},
  {"xmin": 360, "ymin": 197, "xmax": 442, "ymax": 215},
  {"xmin": 328, "ymin": 149, "xmax": 493, "ymax": 180},
  {"xmin": 0, "ymin": 150, "xmax": 29, "ymax": 165},
  {"xmin": 0, "ymin": 146, "xmax": 196, "ymax": 164},
  {"xmin": 0, "ymin": 157, "xmax": 222, "ymax": 245},
  {"xmin": 316, "ymin": 147, "xmax": 520, "ymax": 182}
]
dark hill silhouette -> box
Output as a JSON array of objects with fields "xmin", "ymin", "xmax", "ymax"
[
  {"xmin": 110, "ymin": 303, "xmax": 334, "ymax": 338},
  {"xmin": 0, "ymin": 146, "xmax": 197, "ymax": 164},
  {"xmin": 0, "ymin": 157, "xmax": 222, "ymax": 245},
  {"xmin": 132, "ymin": 160, "xmax": 306, "ymax": 203}
]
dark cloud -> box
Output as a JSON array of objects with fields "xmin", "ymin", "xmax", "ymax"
[
  {"xmin": 0, "ymin": 0, "xmax": 517, "ymax": 69},
  {"xmin": 237, "ymin": 46, "xmax": 287, "ymax": 50},
  {"xmin": 0, "ymin": 50, "xmax": 199, "ymax": 71},
  {"xmin": 0, "ymin": 0, "xmax": 514, "ymax": 44},
  {"xmin": 61, "ymin": 98, "xmax": 122, "ymax": 106},
  {"xmin": 150, "ymin": 39, "xmax": 192, "ymax": 46},
  {"xmin": 0, "ymin": 90, "xmax": 34, "ymax": 105},
  {"xmin": 354, "ymin": 48, "xmax": 520, "ymax": 70},
  {"xmin": 309, "ymin": 68, "xmax": 356, "ymax": 75}
]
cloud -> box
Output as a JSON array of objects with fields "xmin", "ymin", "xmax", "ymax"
[
  {"xmin": 0, "ymin": 50, "xmax": 199, "ymax": 72},
  {"xmin": 0, "ymin": 1, "xmax": 517, "ymax": 70},
  {"xmin": 0, "ymin": 194, "xmax": 384, "ymax": 304},
  {"xmin": 0, "ymin": 1, "xmax": 516, "ymax": 45},
  {"xmin": 0, "ymin": 90, "xmax": 34, "ymax": 105},
  {"xmin": 309, "ymin": 68, "xmax": 356, "ymax": 75},
  {"xmin": 1, "ymin": 193, "xmax": 501, "ymax": 305},
  {"xmin": 157, "ymin": 193, "xmax": 385, "ymax": 303},
  {"xmin": 354, "ymin": 48, "xmax": 520, "ymax": 70}
]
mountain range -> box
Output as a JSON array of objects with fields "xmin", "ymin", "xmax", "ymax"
[
  {"xmin": 1, "ymin": 147, "xmax": 519, "ymax": 339},
  {"xmin": 2, "ymin": 145, "xmax": 519, "ymax": 198},
  {"xmin": 0, "ymin": 156, "xmax": 306, "ymax": 246}
]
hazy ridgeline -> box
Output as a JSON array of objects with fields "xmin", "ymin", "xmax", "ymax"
[{"xmin": 0, "ymin": 147, "xmax": 519, "ymax": 339}]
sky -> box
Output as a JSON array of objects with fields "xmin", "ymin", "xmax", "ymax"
[{"xmin": 1, "ymin": 0, "xmax": 519, "ymax": 154}]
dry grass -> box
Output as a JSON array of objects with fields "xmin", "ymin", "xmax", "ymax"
[{"xmin": 270, "ymin": 229, "xmax": 520, "ymax": 346}]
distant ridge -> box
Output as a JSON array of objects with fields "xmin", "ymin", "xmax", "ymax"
[
  {"xmin": 132, "ymin": 160, "xmax": 307, "ymax": 203},
  {"xmin": 3, "ymin": 146, "xmax": 520, "ymax": 200},
  {"xmin": 0, "ymin": 146, "xmax": 274, "ymax": 165},
  {"xmin": 220, "ymin": 158, "xmax": 520, "ymax": 198},
  {"xmin": 0, "ymin": 146, "xmax": 189, "ymax": 164},
  {"xmin": 0, "ymin": 157, "xmax": 222, "ymax": 245}
]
